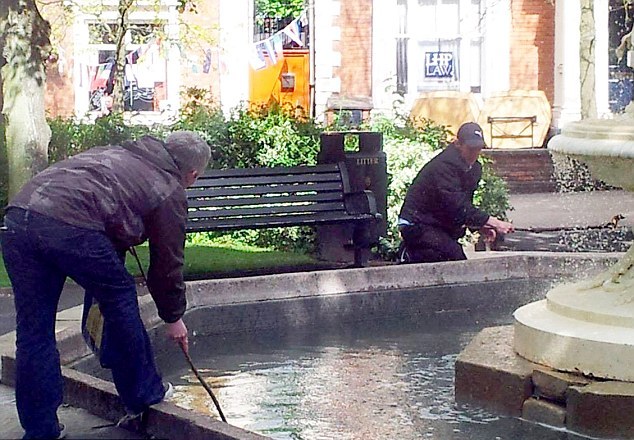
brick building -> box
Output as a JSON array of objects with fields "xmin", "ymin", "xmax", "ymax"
[{"xmin": 40, "ymin": 0, "xmax": 625, "ymax": 133}]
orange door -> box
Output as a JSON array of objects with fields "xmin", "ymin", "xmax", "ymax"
[{"xmin": 249, "ymin": 49, "xmax": 309, "ymax": 113}]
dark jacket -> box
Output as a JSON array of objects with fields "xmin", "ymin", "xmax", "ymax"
[
  {"xmin": 10, "ymin": 136, "xmax": 187, "ymax": 323},
  {"xmin": 399, "ymin": 143, "xmax": 489, "ymax": 239}
]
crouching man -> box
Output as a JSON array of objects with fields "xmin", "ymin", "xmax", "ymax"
[{"xmin": 398, "ymin": 122, "xmax": 514, "ymax": 263}]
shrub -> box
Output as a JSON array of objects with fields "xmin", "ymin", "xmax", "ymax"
[
  {"xmin": 171, "ymin": 88, "xmax": 231, "ymax": 167},
  {"xmin": 40, "ymin": 94, "xmax": 510, "ymax": 261},
  {"xmin": 475, "ymin": 159, "xmax": 512, "ymax": 220},
  {"xmin": 380, "ymin": 137, "xmax": 441, "ymax": 258},
  {"xmin": 48, "ymin": 113, "xmax": 159, "ymax": 164},
  {"xmin": 227, "ymin": 102, "xmax": 321, "ymax": 168}
]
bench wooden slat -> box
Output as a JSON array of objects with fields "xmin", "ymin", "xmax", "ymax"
[
  {"xmin": 187, "ymin": 182, "xmax": 343, "ymax": 199},
  {"xmin": 187, "ymin": 192, "xmax": 344, "ymax": 208},
  {"xmin": 189, "ymin": 201, "xmax": 347, "ymax": 220},
  {"xmin": 187, "ymin": 210, "xmax": 373, "ymax": 231},
  {"xmin": 193, "ymin": 171, "xmax": 343, "ymax": 188},
  {"xmin": 192, "ymin": 163, "xmax": 341, "ymax": 182}
]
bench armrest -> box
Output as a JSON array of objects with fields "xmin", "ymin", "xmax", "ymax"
[{"xmin": 344, "ymin": 190, "xmax": 380, "ymax": 217}]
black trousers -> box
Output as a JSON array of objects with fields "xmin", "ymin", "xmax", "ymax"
[{"xmin": 399, "ymin": 223, "xmax": 466, "ymax": 263}]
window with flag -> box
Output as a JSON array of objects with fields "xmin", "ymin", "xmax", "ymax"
[
  {"xmin": 87, "ymin": 22, "xmax": 167, "ymax": 112},
  {"xmin": 397, "ymin": 0, "xmax": 483, "ymax": 94},
  {"xmin": 253, "ymin": 0, "xmax": 307, "ymax": 47}
]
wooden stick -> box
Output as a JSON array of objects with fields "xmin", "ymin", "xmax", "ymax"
[{"xmin": 179, "ymin": 342, "xmax": 228, "ymax": 423}]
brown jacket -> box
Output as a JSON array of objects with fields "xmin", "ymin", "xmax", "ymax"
[{"xmin": 10, "ymin": 136, "xmax": 188, "ymax": 323}]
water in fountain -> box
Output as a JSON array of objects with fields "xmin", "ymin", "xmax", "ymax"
[{"xmin": 157, "ymin": 292, "xmax": 586, "ymax": 440}]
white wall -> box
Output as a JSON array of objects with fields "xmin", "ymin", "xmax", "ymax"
[
  {"xmin": 371, "ymin": 0, "xmax": 399, "ymax": 115},
  {"xmin": 370, "ymin": 0, "xmax": 512, "ymax": 118},
  {"xmin": 595, "ymin": 0, "xmax": 610, "ymax": 118},
  {"xmin": 481, "ymin": 0, "xmax": 511, "ymax": 95},
  {"xmin": 313, "ymin": 0, "xmax": 342, "ymax": 121},
  {"xmin": 553, "ymin": 0, "xmax": 581, "ymax": 128},
  {"xmin": 218, "ymin": 0, "xmax": 251, "ymax": 115}
]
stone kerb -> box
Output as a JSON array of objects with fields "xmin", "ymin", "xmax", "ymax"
[
  {"xmin": 0, "ymin": 252, "xmax": 615, "ymax": 379},
  {"xmin": 185, "ymin": 253, "xmax": 617, "ymax": 310},
  {"xmin": 1, "ymin": 355, "xmax": 267, "ymax": 440}
]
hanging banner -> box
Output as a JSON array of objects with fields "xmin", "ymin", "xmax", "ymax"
[
  {"xmin": 249, "ymin": 10, "xmax": 306, "ymax": 70},
  {"xmin": 271, "ymin": 34, "xmax": 285, "ymax": 62},
  {"xmin": 126, "ymin": 38, "xmax": 157, "ymax": 65},
  {"xmin": 202, "ymin": 49, "xmax": 212, "ymax": 74},
  {"xmin": 282, "ymin": 18, "xmax": 304, "ymax": 47},
  {"xmin": 57, "ymin": 47, "xmax": 67, "ymax": 76},
  {"xmin": 263, "ymin": 38, "xmax": 277, "ymax": 65},
  {"xmin": 90, "ymin": 62, "xmax": 113, "ymax": 91},
  {"xmin": 249, "ymin": 42, "xmax": 267, "ymax": 70}
]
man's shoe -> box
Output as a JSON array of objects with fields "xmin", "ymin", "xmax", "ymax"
[
  {"xmin": 56, "ymin": 423, "xmax": 67, "ymax": 439},
  {"xmin": 163, "ymin": 382, "xmax": 174, "ymax": 400},
  {"xmin": 397, "ymin": 242, "xmax": 411, "ymax": 264}
]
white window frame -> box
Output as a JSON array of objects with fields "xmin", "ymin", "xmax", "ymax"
[
  {"xmin": 72, "ymin": 2, "xmax": 180, "ymax": 122},
  {"xmin": 406, "ymin": 0, "xmax": 484, "ymax": 94}
]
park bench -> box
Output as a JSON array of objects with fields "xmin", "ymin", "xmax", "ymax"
[{"xmin": 185, "ymin": 162, "xmax": 381, "ymax": 267}]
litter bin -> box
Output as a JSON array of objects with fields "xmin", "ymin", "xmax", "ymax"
[{"xmin": 316, "ymin": 131, "xmax": 388, "ymax": 262}]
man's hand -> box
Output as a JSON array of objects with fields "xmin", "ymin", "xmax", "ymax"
[
  {"xmin": 485, "ymin": 216, "xmax": 515, "ymax": 235},
  {"xmin": 165, "ymin": 318, "xmax": 189, "ymax": 353},
  {"xmin": 480, "ymin": 225, "xmax": 497, "ymax": 243}
]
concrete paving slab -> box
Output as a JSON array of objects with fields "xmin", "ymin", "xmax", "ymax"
[
  {"xmin": 508, "ymin": 190, "xmax": 634, "ymax": 229},
  {"xmin": 0, "ymin": 384, "xmax": 142, "ymax": 440}
]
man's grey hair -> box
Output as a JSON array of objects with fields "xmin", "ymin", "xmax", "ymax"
[{"xmin": 165, "ymin": 131, "xmax": 211, "ymax": 175}]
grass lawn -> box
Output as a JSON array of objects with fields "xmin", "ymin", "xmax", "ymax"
[{"xmin": 0, "ymin": 243, "xmax": 318, "ymax": 289}]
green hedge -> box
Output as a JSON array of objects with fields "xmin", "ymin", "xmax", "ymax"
[{"xmin": 3, "ymin": 88, "xmax": 511, "ymax": 260}]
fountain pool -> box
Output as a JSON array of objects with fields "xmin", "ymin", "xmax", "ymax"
[{"xmin": 67, "ymin": 257, "xmax": 614, "ymax": 440}]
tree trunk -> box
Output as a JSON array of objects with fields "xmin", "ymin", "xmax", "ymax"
[
  {"xmin": 1, "ymin": 0, "xmax": 51, "ymax": 199},
  {"xmin": 110, "ymin": 0, "xmax": 133, "ymax": 113},
  {"xmin": 580, "ymin": 0, "xmax": 597, "ymax": 119}
]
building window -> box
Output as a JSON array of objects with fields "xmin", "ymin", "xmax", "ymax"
[
  {"xmin": 397, "ymin": 0, "xmax": 483, "ymax": 94},
  {"xmin": 396, "ymin": 0, "xmax": 409, "ymax": 94},
  {"xmin": 86, "ymin": 22, "xmax": 168, "ymax": 113},
  {"xmin": 608, "ymin": 0, "xmax": 634, "ymax": 112}
]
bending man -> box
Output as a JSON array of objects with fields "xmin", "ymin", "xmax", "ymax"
[{"xmin": 1, "ymin": 131, "xmax": 211, "ymax": 439}]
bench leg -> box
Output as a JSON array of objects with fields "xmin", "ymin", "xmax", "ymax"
[
  {"xmin": 353, "ymin": 247, "xmax": 370, "ymax": 267},
  {"xmin": 352, "ymin": 221, "xmax": 376, "ymax": 268}
]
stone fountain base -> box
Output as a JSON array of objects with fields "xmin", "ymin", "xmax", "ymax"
[
  {"xmin": 514, "ymin": 282, "xmax": 634, "ymax": 383},
  {"xmin": 455, "ymin": 325, "xmax": 634, "ymax": 439}
]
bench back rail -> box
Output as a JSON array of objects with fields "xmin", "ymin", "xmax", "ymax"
[{"xmin": 186, "ymin": 162, "xmax": 378, "ymax": 232}]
